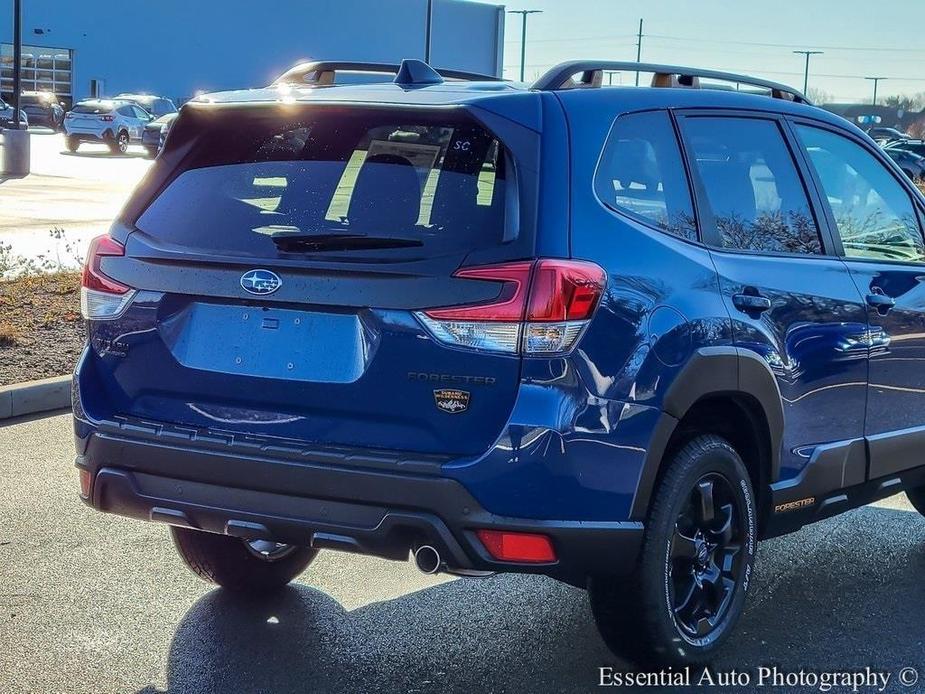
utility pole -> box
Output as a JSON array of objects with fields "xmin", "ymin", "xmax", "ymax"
[
  {"xmin": 424, "ymin": 0, "xmax": 433, "ymax": 63},
  {"xmin": 634, "ymin": 18, "xmax": 644, "ymax": 86},
  {"xmin": 508, "ymin": 9, "xmax": 542, "ymax": 83},
  {"xmin": 792, "ymin": 50, "xmax": 823, "ymax": 96},
  {"xmin": 865, "ymin": 76, "xmax": 887, "ymax": 105}
]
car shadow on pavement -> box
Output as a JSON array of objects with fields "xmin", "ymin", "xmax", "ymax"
[
  {"xmin": 59, "ymin": 150, "xmax": 149, "ymax": 159},
  {"xmin": 135, "ymin": 506, "xmax": 925, "ymax": 694}
]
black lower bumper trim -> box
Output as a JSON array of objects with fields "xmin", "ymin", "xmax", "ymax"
[{"xmin": 78, "ymin": 431, "xmax": 644, "ymax": 583}]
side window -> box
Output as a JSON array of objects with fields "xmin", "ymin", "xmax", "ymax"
[
  {"xmin": 795, "ymin": 125, "xmax": 925, "ymax": 263},
  {"xmin": 132, "ymin": 106, "xmax": 150, "ymax": 120},
  {"xmin": 594, "ymin": 110, "xmax": 697, "ymax": 241},
  {"xmin": 117, "ymin": 105, "xmax": 134, "ymax": 117},
  {"xmin": 682, "ymin": 117, "xmax": 823, "ymax": 255}
]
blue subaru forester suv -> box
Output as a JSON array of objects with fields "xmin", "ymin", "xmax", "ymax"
[{"xmin": 73, "ymin": 59, "xmax": 925, "ymax": 664}]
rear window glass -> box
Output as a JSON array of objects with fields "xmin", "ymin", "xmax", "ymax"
[
  {"xmin": 72, "ymin": 102, "xmax": 113, "ymax": 114},
  {"xmin": 136, "ymin": 110, "xmax": 509, "ymax": 259}
]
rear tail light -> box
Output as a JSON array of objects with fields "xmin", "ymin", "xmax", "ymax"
[
  {"xmin": 476, "ymin": 529, "xmax": 557, "ymax": 563},
  {"xmin": 415, "ymin": 259, "xmax": 606, "ymax": 355},
  {"xmin": 99, "ymin": 114, "xmax": 114, "ymax": 122},
  {"xmin": 80, "ymin": 235, "xmax": 135, "ymax": 320}
]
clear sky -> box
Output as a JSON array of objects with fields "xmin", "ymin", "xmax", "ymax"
[{"xmin": 472, "ymin": 0, "xmax": 925, "ymax": 103}]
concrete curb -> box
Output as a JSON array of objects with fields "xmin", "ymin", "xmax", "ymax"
[{"xmin": 0, "ymin": 375, "xmax": 71, "ymax": 420}]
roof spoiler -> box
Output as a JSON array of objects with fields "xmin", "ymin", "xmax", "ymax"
[
  {"xmin": 532, "ymin": 61, "xmax": 810, "ymax": 104},
  {"xmin": 271, "ymin": 60, "xmax": 502, "ymax": 87}
]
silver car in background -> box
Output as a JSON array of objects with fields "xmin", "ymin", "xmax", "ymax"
[
  {"xmin": 114, "ymin": 93, "xmax": 177, "ymax": 118},
  {"xmin": 0, "ymin": 95, "xmax": 28, "ymax": 129},
  {"xmin": 63, "ymin": 99, "xmax": 153, "ymax": 154}
]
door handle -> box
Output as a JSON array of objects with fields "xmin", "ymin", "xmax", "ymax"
[
  {"xmin": 732, "ymin": 293, "xmax": 772, "ymax": 314},
  {"xmin": 866, "ymin": 292, "xmax": 896, "ymax": 314}
]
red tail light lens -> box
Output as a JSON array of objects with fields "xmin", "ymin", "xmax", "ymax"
[
  {"xmin": 416, "ymin": 259, "xmax": 606, "ymax": 355},
  {"xmin": 476, "ymin": 529, "xmax": 557, "ymax": 563},
  {"xmin": 527, "ymin": 260, "xmax": 606, "ymax": 321},
  {"xmin": 80, "ymin": 235, "xmax": 135, "ymax": 320},
  {"xmin": 82, "ymin": 236, "xmax": 129, "ymax": 293},
  {"xmin": 424, "ymin": 261, "xmax": 532, "ymax": 322}
]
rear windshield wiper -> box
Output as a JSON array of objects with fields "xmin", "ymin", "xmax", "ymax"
[{"xmin": 270, "ymin": 233, "xmax": 423, "ymax": 252}]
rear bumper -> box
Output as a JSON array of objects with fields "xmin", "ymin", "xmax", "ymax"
[
  {"xmin": 64, "ymin": 127, "xmax": 112, "ymax": 141},
  {"xmin": 76, "ymin": 426, "xmax": 644, "ymax": 584}
]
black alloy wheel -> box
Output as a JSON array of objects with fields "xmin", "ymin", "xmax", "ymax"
[{"xmin": 669, "ymin": 473, "xmax": 744, "ymax": 639}]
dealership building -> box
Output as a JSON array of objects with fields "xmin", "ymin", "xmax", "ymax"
[{"xmin": 0, "ymin": 0, "xmax": 505, "ymax": 107}]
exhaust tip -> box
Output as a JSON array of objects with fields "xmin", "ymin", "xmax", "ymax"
[{"xmin": 413, "ymin": 545, "xmax": 442, "ymax": 574}]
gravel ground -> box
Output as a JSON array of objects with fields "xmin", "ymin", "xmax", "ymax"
[{"xmin": 0, "ymin": 272, "xmax": 84, "ymax": 385}]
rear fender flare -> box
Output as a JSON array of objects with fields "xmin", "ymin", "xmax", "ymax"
[{"xmin": 629, "ymin": 346, "xmax": 783, "ymax": 519}]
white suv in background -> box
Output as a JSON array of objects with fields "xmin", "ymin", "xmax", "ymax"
[{"xmin": 63, "ymin": 99, "xmax": 154, "ymax": 154}]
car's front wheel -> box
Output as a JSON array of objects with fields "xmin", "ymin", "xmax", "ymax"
[
  {"xmin": 589, "ymin": 435, "xmax": 757, "ymax": 665},
  {"xmin": 170, "ymin": 527, "xmax": 318, "ymax": 594}
]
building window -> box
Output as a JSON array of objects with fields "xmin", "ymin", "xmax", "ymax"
[{"xmin": 0, "ymin": 44, "xmax": 73, "ymax": 107}]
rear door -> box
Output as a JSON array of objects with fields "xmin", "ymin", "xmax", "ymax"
[
  {"xmin": 676, "ymin": 111, "xmax": 870, "ymax": 485},
  {"xmin": 792, "ymin": 121, "xmax": 925, "ymax": 479},
  {"xmin": 128, "ymin": 105, "xmax": 149, "ymax": 141},
  {"xmin": 87, "ymin": 104, "xmax": 537, "ymax": 457}
]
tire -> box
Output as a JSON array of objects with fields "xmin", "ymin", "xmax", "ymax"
[
  {"xmin": 589, "ymin": 435, "xmax": 757, "ymax": 665},
  {"xmin": 170, "ymin": 526, "xmax": 318, "ymax": 594},
  {"xmin": 65, "ymin": 135, "xmax": 79, "ymax": 153},
  {"xmin": 109, "ymin": 130, "xmax": 129, "ymax": 154}
]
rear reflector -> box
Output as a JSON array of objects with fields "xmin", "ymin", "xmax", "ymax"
[
  {"xmin": 79, "ymin": 469, "xmax": 92, "ymax": 499},
  {"xmin": 476, "ymin": 529, "xmax": 557, "ymax": 563},
  {"xmin": 416, "ymin": 259, "xmax": 606, "ymax": 355},
  {"xmin": 80, "ymin": 235, "xmax": 136, "ymax": 320}
]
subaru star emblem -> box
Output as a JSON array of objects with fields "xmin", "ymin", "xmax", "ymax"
[{"xmin": 240, "ymin": 269, "xmax": 282, "ymax": 296}]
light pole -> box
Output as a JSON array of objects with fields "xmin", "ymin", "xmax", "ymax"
[
  {"xmin": 635, "ymin": 18, "xmax": 644, "ymax": 86},
  {"xmin": 1, "ymin": 0, "xmax": 29, "ymax": 176},
  {"xmin": 424, "ymin": 0, "xmax": 433, "ymax": 64},
  {"xmin": 865, "ymin": 76, "xmax": 887, "ymax": 105},
  {"xmin": 13, "ymin": 0, "xmax": 22, "ymax": 128},
  {"xmin": 508, "ymin": 9, "xmax": 542, "ymax": 82},
  {"xmin": 792, "ymin": 50, "xmax": 823, "ymax": 95}
]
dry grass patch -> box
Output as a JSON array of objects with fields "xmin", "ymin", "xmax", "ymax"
[{"xmin": 0, "ymin": 271, "xmax": 84, "ymax": 385}]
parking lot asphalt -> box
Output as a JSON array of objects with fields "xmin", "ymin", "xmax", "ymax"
[
  {"xmin": 0, "ymin": 131, "xmax": 151, "ymax": 270},
  {"xmin": 2, "ymin": 412, "xmax": 925, "ymax": 693}
]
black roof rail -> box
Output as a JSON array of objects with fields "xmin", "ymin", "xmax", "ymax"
[
  {"xmin": 272, "ymin": 60, "xmax": 502, "ymax": 87},
  {"xmin": 531, "ymin": 61, "xmax": 810, "ymax": 104}
]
